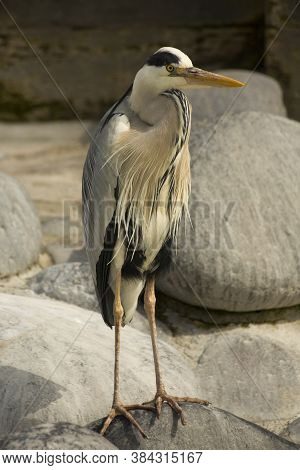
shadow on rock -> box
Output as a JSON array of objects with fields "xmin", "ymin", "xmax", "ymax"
[
  {"xmin": 89, "ymin": 403, "xmax": 299, "ymax": 450},
  {"xmin": 0, "ymin": 366, "xmax": 64, "ymax": 436}
]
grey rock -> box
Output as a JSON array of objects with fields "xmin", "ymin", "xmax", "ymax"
[
  {"xmin": 0, "ymin": 293, "xmax": 199, "ymax": 436},
  {"xmin": 156, "ymin": 292, "xmax": 300, "ymax": 361},
  {"xmin": 188, "ymin": 69, "xmax": 286, "ymax": 122},
  {"xmin": 0, "ymin": 172, "xmax": 41, "ymax": 278},
  {"xmin": 196, "ymin": 331, "xmax": 300, "ymax": 430},
  {"xmin": 28, "ymin": 262, "xmax": 172, "ymax": 341},
  {"xmin": 1, "ymin": 422, "xmax": 117, "ymax": 450},
  {"xmin": 46, "ymin": 246, "xmax": 76, "ymax": 265},
  {"xmin": 157, "ymin": 111, "xmax": 300, "ymax": 311},
  {"xmin": 90, "ymin": 404, "xmax": 298, "ymax": 450},
  {"xmin": 69, "ymin": 249, "xmax": 88, "ymax": 263},
  {"xmin": 28, "ymin": 262, "xmax": 99, "ymax": 312},
  {"xmin": 157, "ymin": 292, "xmax": 300, "ymax": 326},
  {"xmin": 154, "ymin": 299, "xmax": 300, "ymax": 433},
  {"xmin": 281, "ymin": 417, "xmax": 300, "ymax": 445},
  {"xmin": 46, "ymin": 245, "xmax": 87, "ymax": 265}
]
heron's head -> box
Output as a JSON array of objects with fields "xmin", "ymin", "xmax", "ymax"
[
  {"xmin": 133, "ymin": 46, "xmax": 245, "ymax": 95},
  {"xmin": 130, "ymin": 47, "xmax": 245, "ymax": 119}
]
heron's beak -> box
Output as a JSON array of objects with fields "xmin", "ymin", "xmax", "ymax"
[{"xmin": 177, "ymin": 67, "xmax": 246, "ymax": 88}]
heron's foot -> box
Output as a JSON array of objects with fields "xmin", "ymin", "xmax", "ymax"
[
  {"xmin": 143, "ymin": 389, "xmax": 210, "ymax": 425},
  {"xmin": 100, "ymin": 402, "xmax": 156, "ymax": 439}
]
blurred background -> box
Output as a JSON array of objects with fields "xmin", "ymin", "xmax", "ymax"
[{"xmin": 0, "ymin": 0, "xmax": 299, "ymax": 122}]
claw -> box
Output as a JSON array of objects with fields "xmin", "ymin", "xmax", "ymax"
[
  {"xmin": 100, "ymin": 408, "xmax": 116, "ymax": 436},
  {"xmin": 99, "ymin": 402, "xmax": 154, "ymax": 438},
  {"xmin": 145, "ymin": 392, "xmax": 209, "ymax": 426}
]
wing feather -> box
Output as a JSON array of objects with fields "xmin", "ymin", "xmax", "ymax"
[{"xmin": 82, "ymin": 99, "xmax": 131, "ymax": 326}]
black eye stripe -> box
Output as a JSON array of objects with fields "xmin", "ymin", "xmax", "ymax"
[{"xmin": 147, "ymin": 51, "xmax": 180, "ymax": 67}]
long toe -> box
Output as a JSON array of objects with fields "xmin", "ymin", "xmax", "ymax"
[
  {"xmin": 99, "ymin": 403, "xmax": 154, "ymax": 438},
  {"xmin": 100, "ymin": 408, "xmax": 116, "ymax": 436},
  {"xmin": 116, "ymin": 405, "xmax": 148, "ymax": 438},
  {"xmin": 172, "ymin": 396, "xmax": 210, "ymax": 406},
  {"xmin": 144, "ymin": 392, "xmax": 210, "ymax": 425}
]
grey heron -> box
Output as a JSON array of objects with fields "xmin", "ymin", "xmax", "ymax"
[{"xmin": 82, "ymin": 46, "xmax": 244, "ymax": 437}]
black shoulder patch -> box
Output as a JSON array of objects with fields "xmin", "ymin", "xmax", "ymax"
[{"xmin": 147, "ymin": 51, "xmax": 180, "ymax": 67}]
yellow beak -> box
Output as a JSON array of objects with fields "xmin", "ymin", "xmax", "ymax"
[{"xmin": 177, "ymin": 67, "xmax": 246, "ymax": 88}]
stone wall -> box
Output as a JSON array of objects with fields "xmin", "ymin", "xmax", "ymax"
[
  {"xmin": 0, "ymin": 0, "xmax": 264, "ymax": 120},
  {"xmin": 2, "ymin": 1, "xmax": 300, "ymax": 122},
  {"xmin": 265, "ymin": 0, "xmax": 300, "ymax": 121}
]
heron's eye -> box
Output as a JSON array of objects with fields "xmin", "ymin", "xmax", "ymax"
[{"xmin": 166, "ymin": 64, "xmax": 175, "ymax": 73}]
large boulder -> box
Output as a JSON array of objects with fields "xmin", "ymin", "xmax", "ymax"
[
  {"xmin": 187, "ymin": 69, "xmax": 286, "ymax": 122},
  {"xmin": 0, "ymin": 293, "xmax": 199, "ymax": 437},
  {"xmin": 1, "ymin": 422, "xmax": 117, "ymax": 450},
  {"xmin": 196, "ymin": 327, "xmax": 300, "ymax": 432},
  {"xmin": 0, "ymin": 173, "xmax": 41, "ymax": 277},
  {"xmin": 154, "ymin": 297, "xmax": 300, "ymax": 433},
  {"xmin": 90, "ymin": 404, "xmax": 298, "ymax": 450},
  {"xmin": 157, "ymin": 112, "xmax": 300, "ymax": 311}
]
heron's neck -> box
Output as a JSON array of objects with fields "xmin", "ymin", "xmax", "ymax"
[
  {"xmin": 130, "ymin": 89, "xmax": 162, "ymax": 125},
  {"xmin": 129, "ymin": 70, "xmax": 169, "ymax": 125}
]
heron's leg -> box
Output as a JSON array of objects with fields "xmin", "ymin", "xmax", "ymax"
[
  {"xmin": 112, "ymin": 270, "xmax": 123, "ymax": 406},
  {"xmin": 100, "ymin": 272, "xmax": 155, "ymax": 439},
  {"xmin": 143, "ymin": 276, "xmax": 165, "ymax": 393},
  {"xmin": 143, "ymin": 276, "xmax": 209, "ymax": 425}
]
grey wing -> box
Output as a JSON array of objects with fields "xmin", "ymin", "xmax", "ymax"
[{"xmin": 82, "ymin": 109, "xmax": 130, "ymax": 327}]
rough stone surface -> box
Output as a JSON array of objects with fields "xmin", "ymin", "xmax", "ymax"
[
  {"xmin": 155, "ymin": 294, "xmax": 300, "ymax": 433},
  {"xmin": 157, "ymin": 291, "xmax": 300, "ymax": 327},
  {"xmin": 281, "ymin": 416, "xmax": 300, "ymax": 445},
  {"xmin": 157, "ymin": 111, "xmax": 300, "ymax": 311},
  {"xmin": 0, "ymin": 293, "xmax": 199, "ymax": 437},
  {"xmin": 187, "ymin": 70, "xmax": 286, "ymax": 122},
  {"xmin": 90, "ymin": 404, "xmax": 298, "ymax": 450},
  {"xmin": 27, "ymin": 262, "xmax": 172, "ymax": 341},
  {"xmin": 28, "ymin": 262, "xmax": 98, "ymax": 312},
  {"xmin": 195, "ymin": 327, "xmax": 300, "ymax": 432},
  {"xmin": 0, "ymin": 172, "xmax": 41, "ymax": 278},
  {"xmin": 1, "ymin": 422, "xmax": 117, "ymax": 450}
]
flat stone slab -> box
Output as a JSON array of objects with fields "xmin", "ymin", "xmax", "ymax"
[
  {"xmin": 90, "ymin": 403, "xmax": 298, "ymax": 450},
  {"xmin": 1, "ymin": 422, "xmax": 117, "ymax": 450}
]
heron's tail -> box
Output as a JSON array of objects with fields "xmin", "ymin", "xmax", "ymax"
[
  {"xmin": 96, "ymin": 276, "xmax": 145, "ymax": 328},
  {"xmin": 96, "ymin": 284, "xmax": 115, "ymax": 328}
]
